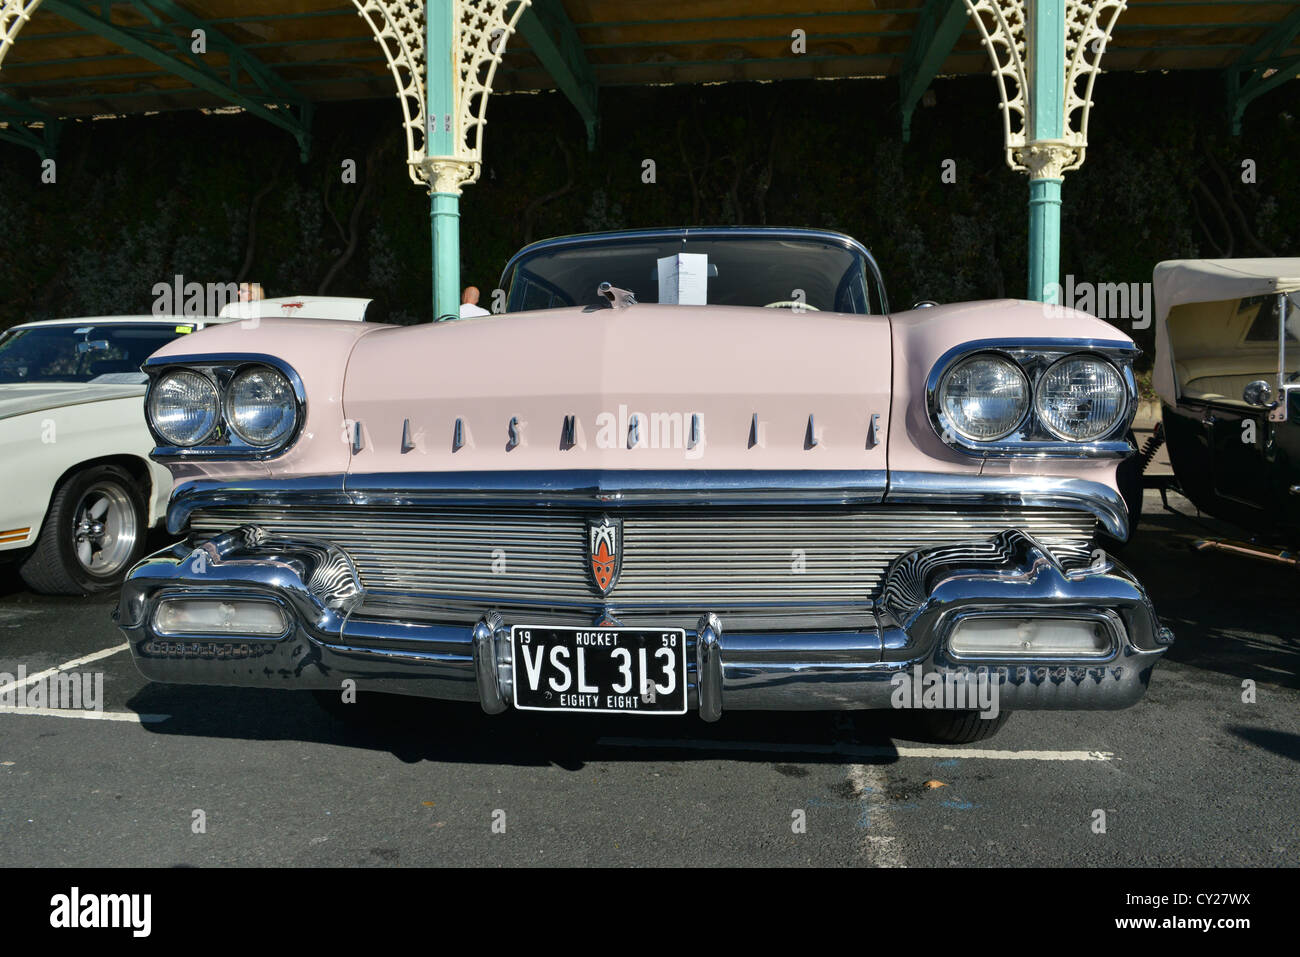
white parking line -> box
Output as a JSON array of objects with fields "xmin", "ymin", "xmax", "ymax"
[
  {"xmin": 848, "ymin": 763, "xmax": 904, "ymax": 867},
  {"xmin": 596, "ymin": 737, "xmax": 1113, "ymax": 761},
  {"xmin": 0, "ymin": 641, "xmax": 129, "ymax": 697},
  {"xmin": 0, "ymin": 706, "xmax": 169, "ymax": 723}
]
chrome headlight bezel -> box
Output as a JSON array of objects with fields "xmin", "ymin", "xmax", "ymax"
[
  {"xmin": 927, "ymin": 339, "xmax": 1138, "ymax": 457},
  {"xmin": 143, "ymin": 354, "xmax": 306, "ymax": 461}
]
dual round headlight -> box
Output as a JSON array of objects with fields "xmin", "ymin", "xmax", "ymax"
[
  {"xmin": 937, "ymin": 353, "xmax": 1127, "ymax": 444},
  {"xmin": 937, "ymin": 354, "xmax": 1030, "ymax": 442},
  {"xmin": 149, "ymin": 364, "xmax": 298, "ymax": 449},
  {"xmin": 148, "ymin": 370, "xmax": 221, "ymax": 447},
  {"xmin": 1033, "ymin": 356, "xmax": 1126, "ymax": 441}
]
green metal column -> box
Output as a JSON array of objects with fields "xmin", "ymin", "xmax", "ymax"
[
  {"xmin": 427, "ymin": 1, "xmax": 461, "ymax": 321},
  {"xmin": 1027, "ymin": 0, "xmax": 1065, "ymax": 304},
  {"xmin": 1028, "ymin": 178, "xmax": 1062, "ymax": 303}
]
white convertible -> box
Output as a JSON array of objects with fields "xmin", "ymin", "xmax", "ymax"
[{"xmin": 0, "ymin": 298, "xmax": 371, "ymax": 594}]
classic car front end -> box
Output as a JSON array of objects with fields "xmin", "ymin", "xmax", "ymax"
[{"xmin": 114, "ymin": 229, "xmax": 1172, "ymax": 740}]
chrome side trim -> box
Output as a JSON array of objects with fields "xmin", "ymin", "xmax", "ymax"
[
  {"xmin": 167, "ymin": 476, "xmax": 349, "ymax": 534},
  {"xmin": 143, "ymin": 353, "xmax": 308, "ymax": 462},
  {"xmin": 925, "ymin": 339, "xmax": 1140, "ymax": 458},
  {"xmin": 167, "ymin": 468, "xmax": 1122, "ymax": 539},
  {"xmin": 885, "ymin": 470, "xmax": 1128, "ymax": 540},
  {"xmin": 167, "ymin": 470, "xmax": 892, "ymax": 533}
]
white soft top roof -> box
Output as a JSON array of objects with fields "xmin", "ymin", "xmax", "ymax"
[
  {"xmin": 217, "ymin": 296, "xmax": 371, "ymax": 322},
  {"xmin": 1153, "ymin": 258, "xmax": 1300, "ymax": 404}
]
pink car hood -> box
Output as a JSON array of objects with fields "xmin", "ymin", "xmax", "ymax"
[{"xmin": 342, "ymin": 305, "xmax": 892, "ymax": 473}]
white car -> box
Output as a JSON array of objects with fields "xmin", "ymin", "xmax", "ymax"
[
  {"xmin": 0, "ymin": 314, "xmax": 234, "ymax": 593},
  {"xmin": 0, "ymin": 299, "xmax": 371, "ymax": 594}
]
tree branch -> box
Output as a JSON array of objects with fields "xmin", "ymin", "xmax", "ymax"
[
  {"xmin": 317, "ymin": 138, "xmax": 392, "ymax": 295},
  {"xmin": 237, "ymin": 156, "xmax": 284, "ymax": 283}
]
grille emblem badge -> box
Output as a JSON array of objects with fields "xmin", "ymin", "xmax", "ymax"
[{"xmin": 586, "ymin": 515, "xmax": 623, "ymax": 596}]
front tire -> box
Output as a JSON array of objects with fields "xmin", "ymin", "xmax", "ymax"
[
  {"xmin": 18, "ymin": 464, "xmax": 148, "ymax": 595},
  {"xmin": 905, "ymin": 710, "xmax": 1011, "ymax": 744}
]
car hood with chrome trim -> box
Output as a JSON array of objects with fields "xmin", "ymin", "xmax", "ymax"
[
  {"xmin": 0, "ymin": 382, "xmax": 147, "ymax": 422},
  {"xmin": 340, "ymin": 304, "xmax": 893, "ymax": 473}
]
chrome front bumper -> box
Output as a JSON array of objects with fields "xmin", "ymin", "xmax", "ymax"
[{"xmin": 115, "ymin": 526, "xmax": 1173, "ymax": 717}]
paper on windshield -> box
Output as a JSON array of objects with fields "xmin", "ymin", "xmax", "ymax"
[{"xmin": 657, "ymin": 253, "xmax": 709, "ymax": 305}]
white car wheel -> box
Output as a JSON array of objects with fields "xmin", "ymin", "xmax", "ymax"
[{"xmin": 19, "ymin": 465, "xmax": 148, "ymax": 595}]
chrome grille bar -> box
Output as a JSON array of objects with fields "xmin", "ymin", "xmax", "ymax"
[{"xmin": 188, "ymin": 505, "xmax": 1096, "ymax": 630}]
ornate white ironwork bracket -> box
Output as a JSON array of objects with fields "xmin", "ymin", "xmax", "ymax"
[
  {"xmin": 352, "ymin": 0, "xmax": 531, "ymax": 194},
  {"xmin": 1015, "ymin": 139, "xmax": 1080, "ymax": 180},
  {"xmin": 962, "ymin": 0, "xmax": 1125, "ymax": 177},
  {"xmin": 1, "ymin": 0, "xmax": 45, "ymax": 72}
]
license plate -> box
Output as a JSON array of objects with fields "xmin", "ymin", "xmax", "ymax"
[{"xmin": 510, "ymin": 626, "xmax": 688, "ymax": 714}]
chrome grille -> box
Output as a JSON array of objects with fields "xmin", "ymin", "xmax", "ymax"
[{"xmin": 189, "ymin": 505, "xmax": 1096, "ymax": 631}]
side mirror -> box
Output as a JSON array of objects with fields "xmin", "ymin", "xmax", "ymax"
[
  {"xmin": 910, "ymin": 300, "xmax": 939, "ymax": 310},
  {"xmin": 1242, "ymin": 380, "xmax": 1274, "ymax": 407}
]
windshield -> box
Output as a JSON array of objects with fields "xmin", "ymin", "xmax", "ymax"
[
  {"xmin": 501, "ymin": 233, "xmax": 883, "ymax": 315},
  {"xmin": 0, "ymin": 324, "xmax": 187, "ymax": 384},
  {"xmin": 1241, "ymin": 293, "xmax": 1300, "ymax": 343}
]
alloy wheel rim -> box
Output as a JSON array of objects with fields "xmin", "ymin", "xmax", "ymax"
[{"xmin": 71, "ymin": 482, "xmax": 137, "ymax": 575}]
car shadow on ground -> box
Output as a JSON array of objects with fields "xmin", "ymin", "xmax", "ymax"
[
  {"xmin": 1226, "ymin": 726, "xmax": 1300, "ymax": 763},
  {"xmin": 1116, "ymin": 498, "xmax": 1300, "ymax": 691},
  {"xmin": 124, "ymin": 681, "xmax": 966, "ymax": 769}
]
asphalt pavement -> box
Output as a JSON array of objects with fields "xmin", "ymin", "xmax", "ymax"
[{"xmin": 1, "ymin": 490, "xmax": 1296, "ymax": 867}]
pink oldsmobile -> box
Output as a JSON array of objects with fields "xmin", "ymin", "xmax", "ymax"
[{"xmin": 114, "ymin": 228, "xmax": 1171, "ymax": 742}]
